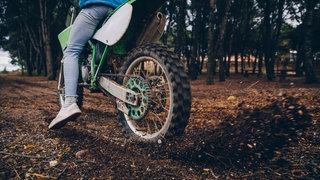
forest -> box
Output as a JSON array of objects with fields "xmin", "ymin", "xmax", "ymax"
[
  {"xmin": 1, "ymin": 0, "xmax": 320, "ymax": 179},
  {"xmin": 0, "ymin": 0, "xmax": 319, "ymax": 83}
]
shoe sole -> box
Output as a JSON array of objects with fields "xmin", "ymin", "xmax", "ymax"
[{"xmin": 49, "ymin": 112, "xmax": 81, "ymax": 130}]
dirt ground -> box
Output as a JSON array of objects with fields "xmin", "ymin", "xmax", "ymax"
[{"xmin": 0, "ymin": 73, "xmax": 319, "ymax": 179}]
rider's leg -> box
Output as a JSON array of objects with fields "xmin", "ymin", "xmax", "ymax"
[
  {"xmin": 49, "ymin": 5, "xmax": 113, "ymax": 129},
  {"xmin": 64, "ymin": 5, "xmax": 113, "ymax": 102}
]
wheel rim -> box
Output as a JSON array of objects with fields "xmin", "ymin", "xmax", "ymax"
[{"xmin": 123, "ymin": 56, "xmax": 173, "ymax": 139}]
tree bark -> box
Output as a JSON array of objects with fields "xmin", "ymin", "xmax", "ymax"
[
  {"xmin": 190, "ymin": 2, "xmax": 202, "ymax": 80},
  {"xmin": 235, "ymin": 51, "xmax": 239, "ymax": 74},
  {"xmin": 39, "ymin": 0, "xmax": 55, "ymax": 80},
  {"xmin": 206, "ymin": 0, "xmax": 216, "ymax": 85},
  {"xmin": 258, "ymin": 50, "xmax": 263, "ymax": 77},
  {"xmin": 262, "ymin": 1, "xmax": 272, "ymax": 80},
  {"xmin": 217, "ymin": 0, "xmax": 232, "ymax": 82},
  {"xmin": 175, "ymin": 0, "xmax": 187, "ymax": 59},
  {"xmin": 262, "ymin": 0, "xmax": 285, "ymax": 81},
  {"xmin": 304, "ymin": 0, "xmax": 318, "ymax": 83}
]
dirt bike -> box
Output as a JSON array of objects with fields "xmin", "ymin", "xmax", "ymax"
[{"xmin": 57, "ymin": 0, "xmax": 191, "ymax": 142}]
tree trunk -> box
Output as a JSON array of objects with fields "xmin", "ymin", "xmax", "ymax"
[
  {"xmin": 39, "ymin": 0, "xmax": 55, "ymax": 80},
  {"xmin": 17, "ymin": 50, "xmax": 25, "ymax": 76},
  {"xmin": 258, "ymin": 50, "xmax": 263, "ymax": 77},
  {"xmin": 200, "ymin": 53, "xmax": 205, "ymax": 74},
  {"xmin": 241, "ymin": 51, "xmax": 245, "ymax": 74},
  {"xmin": 262, "ymin": 0, "xmax": 285, "ymax": 81},
  {"xmin": 226, "ymin": 53, "xmax": 231, "ymax": 77},
  {"xmin": 235, "ymin": 51, "xmax": 239, "ymax": 74},
  {"xmin": 206, "ymin": 0, "xmax": 216, "ymax": 85},
  {"xmin": 263, "ymin": 1, "xmax": 273, "ymax": 80},
  {"xmin": 217, "ymin": 0, "xmax": 232, "ymax": 82},
  {"xmin": 270, "ymin": 0, "xmax": 285, "ymax": 80},
  {"xmin": 175, "ymin": 0, "xmax": 187, "ymax": 59},
  {"xmin": 304, "ymin": 0, "xmax": 318, "ymax": 83},
  {"xmin": 247, "ymin": 53, "xmax": 251, "ymax": 68},
  {"xmin": 252, "ymin": 52, "xmax": 258, "ymax": 74},
  {"xmin": 190, "ymin": 2, "xmax": 202, "ymax": 80},
  {"xmin": 19, "ymin": 22, "xmax": 33, "ymax": 76}
]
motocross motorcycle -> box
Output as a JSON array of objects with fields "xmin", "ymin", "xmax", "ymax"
[{"xmin": 57, "ymin": 0, "xmax": 191, "ymax": 142}]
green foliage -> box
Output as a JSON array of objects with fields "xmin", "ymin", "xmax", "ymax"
[
  {"xmin": 0, "ymin": 0, "xmax": 71, "ymax": 77},
  {"xmin": 0, "ymin": 0, "xmax": 319, "ymax": 80},
  {"xmin": 278, "ymin": 23, "xmax": 296, "ymax": 56}
]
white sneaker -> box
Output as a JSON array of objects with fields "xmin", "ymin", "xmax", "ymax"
[{"xmin": 48, "ymin": 103, "xmax": 81, "ymax": 129}]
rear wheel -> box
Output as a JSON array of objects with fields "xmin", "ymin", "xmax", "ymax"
[{"xmin": 117, "ymin": 44, "xmax": 191, "ymax": 142}]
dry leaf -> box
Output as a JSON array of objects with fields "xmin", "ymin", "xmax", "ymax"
[
  {"xmin": 227, "ymin": 96, "xmax": 236, "ymax": 101},
  {"xmin": 49, "ymin": 160, "xmax": 58, "ymax": 167},
  {"xmin": 75, "ymin": 149, "xmax": 89, "ymax": 159},
  {"xmin": 24, "ymin": 145, "xmax": 35, "ymax": 149},
  {"xmin": 203, "ymin": 168, "xmax": 210, "ymax": 172}
]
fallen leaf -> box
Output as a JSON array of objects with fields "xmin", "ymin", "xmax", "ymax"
[
  {"xmin": 227, "ymin": 96, "xmax": 236, "ymax": 101},
  {"xmin": 29, "ymin": 173, "xmax": 51, "ymax": 178},
  {"xmin": 247, "ymin": 144, "xmax": 253, "ymax": 149},
  {"xmin": 203, "ymin": 168, "xmax": 210, "ymax": 172},
  {"xmin": 75, "ymin": 149, "xmax": 89, "ymax": 159},
  {"xmin": 24, "ymin": 145, "xmax": 35, "ymax": 149},
  {"xmin": 49, "ymin": 160, "xmax": 58, "ymax": 167}
]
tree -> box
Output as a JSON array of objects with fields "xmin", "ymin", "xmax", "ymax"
[
  {"xmin": 216, "ymin": 0, "xmax": 232, "ymax": 82},
  {"xmin": 0, "ymin": 0, "xmax": 70, "ymax": 78},
  {"xmin": 189, "ymin": 0, "xmax": 207, "ymax": 80},
  {"xmin": 175, "ymin": 0, "xmax": 187, "ymax": 60},
  {"xmin": 206, "ymin": 0, "xmax": 216, "ymax": 85},
  {"xmin": 256, "ymin": 0, "xmax": 285, "ymax": 81},
  {"xmin": 1, "ymin": 0, "xmax": 319, "ymax": 84},
  {"xmin": 302, "ymin": 0, "xmax": 318, "ymax": 83},
  {"xmin": 39, "ymin": 0, "xmax": 54, "ymax": 79}
]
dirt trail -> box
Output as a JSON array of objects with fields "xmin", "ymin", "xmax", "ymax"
[{"xmin": 0, "ymin": 74, "xmax": 319, "ymax": 179}]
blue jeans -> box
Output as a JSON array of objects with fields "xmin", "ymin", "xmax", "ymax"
[{"xmin": 64, "ymin": 5, "xmax": 113, "ymax": 97}]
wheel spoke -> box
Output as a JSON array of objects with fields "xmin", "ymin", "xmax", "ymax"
[
  {"xmin": 149, "ymin": 98, "xmax": 170, "ymax": 112},
  {"xmin": 149, "ymin": 111, "xmax": 165, "ymax": 129}
]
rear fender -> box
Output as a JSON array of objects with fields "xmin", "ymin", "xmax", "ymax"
[{"xmin": 93, "ymin": 3, "xmax": 133, "ymax": 46}]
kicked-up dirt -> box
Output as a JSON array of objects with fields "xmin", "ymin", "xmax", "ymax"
[{"xmin": 0, "ymin": 73, "xmax": 319, "ymax": 179}]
